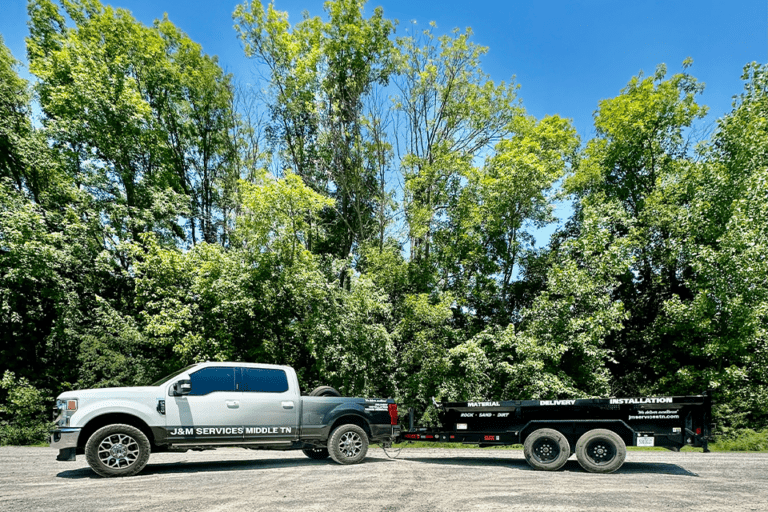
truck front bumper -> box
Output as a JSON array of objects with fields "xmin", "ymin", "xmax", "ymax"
[{"xmin": 50, "ymin": 428, "xmax": 81, "ymax": 461}]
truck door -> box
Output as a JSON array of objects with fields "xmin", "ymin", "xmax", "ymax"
[
  {"xmin": 237, "ymin": 367, "xmax": 299, "ymax": 443},
  {"xmin": 165, "ymin": 366, "xmax": 245, "ymax": 443}
]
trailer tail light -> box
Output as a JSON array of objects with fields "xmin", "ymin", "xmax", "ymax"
[{"xmin": 388, "ymin": 403, "xmax": 398, "ymax": 425}]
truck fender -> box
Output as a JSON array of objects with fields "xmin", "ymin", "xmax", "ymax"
[
  {"xmin": 320, "ymin": 403, "xmax": 372, "ymax": 439},
  {"xmin": 75, "ymin": 401, "xmax": 158, "ymax": 430},
  {"xmin": 74, "ymin": 402, "xmax": 159, "ymax": 449}
]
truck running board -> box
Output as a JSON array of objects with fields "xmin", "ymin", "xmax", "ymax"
[{"xmin": 169, "ymin": 439, "xmax": 293, "ymax": 447}]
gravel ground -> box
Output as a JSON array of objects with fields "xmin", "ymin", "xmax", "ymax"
[{"xmin": 1, "ymin": 446, "xmax": 766, "ymax": 511}]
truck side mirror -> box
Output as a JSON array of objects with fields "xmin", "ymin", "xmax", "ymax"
[{"xmin": 172, "ymin": 376, "xmax": 192, "ymax": 396}]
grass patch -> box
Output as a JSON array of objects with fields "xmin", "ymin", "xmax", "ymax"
[{"xmin": 709, "ymin": 429, "xmax": 768, "ymax": 452}]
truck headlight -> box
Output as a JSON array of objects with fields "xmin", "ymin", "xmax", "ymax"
[{"xmin": 55, "ymin": 399, "xmax": 78, "ymax": 426}]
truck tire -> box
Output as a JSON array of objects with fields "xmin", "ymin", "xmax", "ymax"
[
  {"xmin": 302, "ymin": 447, "xmax": 330, "ymax": 460},
  {"xmin": 309, "ymin": 386, "xmax": 341, "ymax": 397},
  {"xmin": 328, "ymin": 424, "xmax": 368, "ymax": 465},
  {"xmin": 523, "ymin": 428, "xmax": 571, "ymax": 471},
  {"xmin": 85, "ymin": 424, "xmax": 151, "ymax": 477},
  {"xmin": 575, "ymin": 429, "xmax": 626, "ymax": 473}
]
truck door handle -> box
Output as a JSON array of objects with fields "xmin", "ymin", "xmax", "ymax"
[
  {"xmin": 226, "ymin": 401, "xmax": 240, "ymax": 408},
  {"xmin": 281, "ymin": 401, "xmax": 294, "ymax": 409}
]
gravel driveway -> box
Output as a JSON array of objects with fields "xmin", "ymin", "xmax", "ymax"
[{"xmin": 1, "ymin": 446, "xmax": 766, "ymax": 511}]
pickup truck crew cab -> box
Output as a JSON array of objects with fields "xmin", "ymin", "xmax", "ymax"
[{"xmin": 50, "ymin": 362, "xmax": 399, "ymax": 477}]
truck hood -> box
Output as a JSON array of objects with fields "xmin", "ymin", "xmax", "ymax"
[{"xmin": 57, "ymin": 386, "xmax": 161, "ymax": 401}]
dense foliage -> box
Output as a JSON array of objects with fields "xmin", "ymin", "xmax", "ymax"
[{"xmin": 1, "ymin": 0, "xmax": 766, "ymax": 443}]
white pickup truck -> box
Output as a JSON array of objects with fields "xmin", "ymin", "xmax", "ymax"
[{"xmin": 50, "ymin": 362, "xmax": 400, "ymax": 477}]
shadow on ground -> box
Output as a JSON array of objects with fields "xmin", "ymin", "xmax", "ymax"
[
  {"xmin": 56, "ymin": 452, "xmax": 697, "ymax": 479},
  {"xmin": 57, "ymin": 455, "xmax": 389, "ymax": 479},
  {"xmin": 396, "ymin": 455, "xmax": 699, "ymax": 477}
]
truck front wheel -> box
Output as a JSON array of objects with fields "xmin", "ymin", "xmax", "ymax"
[
  {"xmin": 575, "ymin": 429, "xmax": 626, "ymax": 473},
  {"xmin": 328, "ymin": 424, "xmax": 369, "ymax": 465},
  {"xmin": 523, "ymin": 428, "xmax": 571, "ymax": 471},
  {"xmin": 85, "ymin": 424, "xmax": 151, "ymax": 477}
]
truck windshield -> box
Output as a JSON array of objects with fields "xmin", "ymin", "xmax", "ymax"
[{"xmin": 151, "ymin": 364, "xmax": 198, "ymax": 386}]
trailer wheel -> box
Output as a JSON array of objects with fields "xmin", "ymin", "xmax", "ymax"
[
  {"xmin": 328, "ymin": 424, "xmax": 369, "ymax": 464},
  {"xmin": 309, "ymin": 385, "xmax": 341, "ymax": 397},
  {"xmin": 85, "ymin": 424, "xmax": 151, "ymax": 477},
  {"xmin": 575, "ymin": 429, "xmax": 626, "ymax": 473},
  {"xmin": 302, "ymin": 447, "xmax": 329, "ymax": 460},
  {"xmin": 523, "ymin": 428, "xmax": 570, "ymax": 471}
]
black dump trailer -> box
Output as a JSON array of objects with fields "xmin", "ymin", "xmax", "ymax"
[{"xmin": 399, "ymin": 394, "xmax": 712, "ymax": 473}]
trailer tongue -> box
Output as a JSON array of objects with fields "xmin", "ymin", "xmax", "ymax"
[{"xmin": 400, "ymin": 394, "xmax": 712, "ymax": 473}]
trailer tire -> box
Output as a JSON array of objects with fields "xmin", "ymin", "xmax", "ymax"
[
  {"xmin": 309, "ymin": 386, "xmax": 341, "ymax": 397},
  {"xmin": 302, "ymin": 447, "xmax": 330, "ymax": 460},
  {"xmin": 575, "ymin": 429, "xmax": 626, "ymax": 473},
  {"xmin": 523, "ymin": 428, "xmax": 570, "ymax": 471},
  {"xmin": 85, "ymin": 424, "xmax": 151, "ymax": 477},
  {"xmin": 328, "ymin": 424, "xmax": 369, "ymax": 465}
]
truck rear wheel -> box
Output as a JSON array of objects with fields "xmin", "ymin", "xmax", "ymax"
[
  {"xmin": 523, "ymin": 428, "xmax": 570, "ymax": 471},
  {"xmin": 575, "ymin": 429, "xmax": 626, "ymax": 473},
  {"xmin": 85, "ymin": 424, "xmax": 151, "ymax": 477},
  {"xmin": 328, "ymin": 424, "xmax": 368, "ymax": 464},
  {"xmin": 302, "ymin": 447, "xmax": 330, "ymax": 460}
]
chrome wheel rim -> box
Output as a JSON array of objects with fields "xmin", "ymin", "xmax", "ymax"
[
  {"xmin": 338, "ymin": 431, "xmax": 363, "ymax": 458},
  {"xmin": 98, "ymin": 433, "xmax": 140, "ymax": 469}
]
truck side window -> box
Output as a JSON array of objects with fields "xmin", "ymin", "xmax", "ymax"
[
  {"xmin": 241, "ymin": 368, "xmax": 289, "ymax": 393},
  {"xmin": 188, "ymin": 367, "xmax": 236, "ymax": 395}
]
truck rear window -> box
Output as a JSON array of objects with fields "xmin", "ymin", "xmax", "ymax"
[{"xmin": 241, "ymin": 368, "xmax": 289, "ymax": 393}]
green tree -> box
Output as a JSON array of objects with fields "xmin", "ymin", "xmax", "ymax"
[
  {"xmin": 134, "ymin": 172, "xmax": 395, "ymax": 396},
  {"xmin": 0, "ymin": 371, "xmax": 50, "ymax": 445},
  {"xmin": 0, "ymin": 35, "xmax": 32, "ymax": 195},
  {"xmin": 662, "ymin": 63, "xmax": 768, "ymax": 428},
  {"xmin": 0, "ymin": 35, "xmax": 98, "ymax": 391},
  {"xmin": 565, "ymin": 63, "xmax": 707, "ymax": 396},
  {"xmin": 2, "ymin": 0, "xmax": 241, "ymax": 398},
  {"xmin": 28, "ymin": 0, "xmax": 237, "ymax": 250},
  {"xmin": 395, "ymin": 25, "xmax": 520, "ymax": 266},
  {"xmin": 437, "ymin": 114, "xmax": 579, "ymax": 330},
  {"xmin": 152, "ymin": 17, "xmax": 239, "ymax": 245},
  {"xmin": 394, "ymin": 292, "xmax": 459, "ymax": 418},
  {"xmin": 234, "ymin": 0, "xmax": 396, "ymax": 269}
]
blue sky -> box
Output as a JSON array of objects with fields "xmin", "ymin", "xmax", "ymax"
[
  {"xmin": 2, "ymin": 0, "xmax": 765, "ymax": 138},
  {"xmin": 1, "ymin": 0, "xmax": 766, "ymax": 241}
]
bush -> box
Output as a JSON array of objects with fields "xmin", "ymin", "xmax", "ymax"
[
  {"xmin": 0, "ymin": 371, "xmax": 50, "ymax": 446},
  {"xmin": 711, "ymin": 429, "xmax": 768, "ymax": 452}
]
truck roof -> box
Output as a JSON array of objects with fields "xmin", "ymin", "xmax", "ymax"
[{"xmin": 193, "ymin": 361, "xmax": 292, "ymax": 370}]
